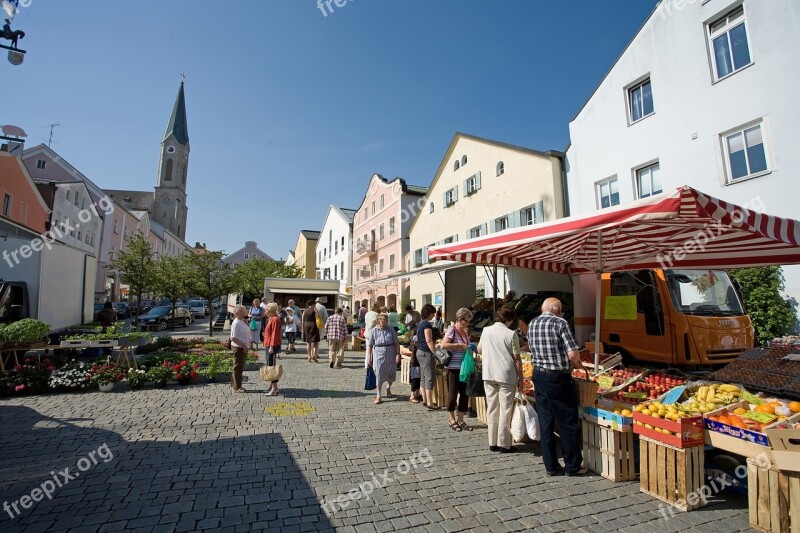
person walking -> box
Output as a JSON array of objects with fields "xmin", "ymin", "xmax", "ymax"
[
  {"xmin": 302, "ymin": 300, "xmax": 321, "ymax": 362},
  {"xmin": 416, "ymin": 304, "xmax": 438, "ymax": 410},
  {"xmin": 387, "ymin": 306, "xmax": 401, "ymax": 331},
  {"xmin": 441, "ymin": 308, "xmax": 474, "ymax": 432},
  {"xmin": 248, "ymin": 298, "xmax": 264, "ymax": 350},
  {"xmin": 362, "ymin": 302, "xmax": 380, "ymax": 366},
  {"xmin": 288, "ymin": 299, "xmax": 303, "ymax": 326},
  {"xmin": 229, "ymin": 305, "xmax": 250, "ymax": 394},
  {"xmin": 315, "ymin": 297, "xmax": 329, "ymax": 333},
  {"xmin": 97, "ymin": 301, "xmax": 116, "ymax": 331},
  {"xmin": 366, "ymin": 313, "xmax": 400, "ymax": 404},
  {"xmin": 529, "ymin": 297, "xmax": 587, "ymax": 476},
  {"xmin": 477, "ymin": 306, "xmax": 523, "ymax": 453},
  {"xmin": 324, "ymin": 308, "xmax": 348, "ymax": 368},
  {"xmin": 284, "ymin": 307, "xmax": 300, "ymax": 354},
  {"xmin": 262, "ymin": 302, "xmax": 282, "ymax": 396},
  {"xmin": 357, "ymin": 302, "xmax": 368, "ymax": 325}
]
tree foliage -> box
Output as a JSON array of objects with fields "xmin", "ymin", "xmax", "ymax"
[
  {"xmin": 153, "ymin": 255, "xmax": 192, "ymax": 329},
  {"xmin": 728, "ymin": 266, "xmax": 797, "ymax": 345},
  {"xmin": 109, "ymin": 235, "xmax": 156, "ymax": 319},
  {"xmin": 187, "ymin": 251, "xmax": 235, "ymax": 336},
  {"xmin": 233, "ymin": 258, "xmax": 302, "ymax": 299}
]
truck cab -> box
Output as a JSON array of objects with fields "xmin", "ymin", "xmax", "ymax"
[
  {"xmin": 599, "ymin": 269, "xmax": 754, "ymax": 366},
  {"xmin": 0, "ymin": 280, "xmax": 30, "ymax": 325}
]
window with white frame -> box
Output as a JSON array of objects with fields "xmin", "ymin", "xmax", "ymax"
[
  {"xmin": 444, "ymin": 186, "xmax": 458, "ymax": 207},
  {"xmin": 464, "ymin": 172, "xmax": 481, "ymax": 196},
  {"xmin": 708, "ymin": 6, "xmax": 752, "ymax": 81},
  {"xmin": 389, "ymin": 216, "xmax": 396, "ymax": 235},
  {"xmin": 36, "ymin": 159, "xmax": 46, "ymax": 169},
  {"xmin": 496, "ymin": 161, "xmax": 504, "ymax": 176},
  {"xmin": 636, "ymin": 163, "xmax": 662, "ymax": 198},
  {"xmin": 380, "ymin": 194, "xmax": 385, "ymax": 209},
  {"xmin": 469, "ymin": 225, "xmax": 483, "ymax": 239},
  {"xmin": 389, "ymin": 254, "xmax": 395, "ymax": 270},
  {"xmin": 461, "ymin": 155, "xmax": 467, "ymax": 166},
  {"xmin": 65, "ymin": 189, "xmax": 70, "ymax": 201},
  {"xmin": 443, "ymin": 236, "xmax": 454, "ymax": 244},
  {"xmin": 334, "ymin": 241, "xmax": 338, "ymax": 255},
  {"xmin": 723, "ymin": 123, "xmax": 768, "ymax": 182},
  {"xmin": 74, "ymin": 193, "xmax": 80, "ymax": 207},
  {"xmin": 371, "ymin": 201, "xmax": 375, "ymax": 215},
  {"xmin": 494, "ymin": 216, "xmax": 509, "ymax": 233},
  {"xmin": 628, "ymin": 78, "xmax": 654, "ymax": 123},
  {"xmin": 597, "ymin": 177, "xmax": 620, "ymax": 209},
  {"xmin": 379, "ymin": 259, "xmax": 384, "ymax": 273},
  {"xmin": 414, "ymin": 249, "xmax": 423, "ymax": 267},
  {"xmin": 113, "ymin": 218, "xmax": 118, "ymax": 234},
  {"xmin": 244, "ymin": 253, "xmax": 249, "ymax": 259},
  {"xmin": 520, "ymin": 202, "xmax": 544, "ymax": 226},
  {"xmin": 379, "ymin": 224, "xmax": 385, "ymax": 240},
  {"xmin": 2, "ymin": 193, "xmax": 11, "ymax": 216},
  {"xmin": 429, "ymin": 202, "xmax": 434, "ymax": 214}
]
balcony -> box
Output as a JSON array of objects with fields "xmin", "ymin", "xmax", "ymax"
[{"xmin": 356, "ymin": 239, "xmax": 377, "ymax": 257}]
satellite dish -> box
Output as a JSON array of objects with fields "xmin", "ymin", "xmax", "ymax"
[
  {"xmin": 7, "ymin": 49, "xmax": 23, "ymax": 66},
  {"xmin": 2, "ymin": 124, "xmax": 27, "ymax": 137}
]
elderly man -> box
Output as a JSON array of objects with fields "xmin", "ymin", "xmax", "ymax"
[
  {"xmin": 288, "ymin": 299, "xmax": 302, "ymax": 325},
  {"xmin": 315, "ymin": 298, "xmax": 329, "ymax": 332},
  {"xmin": 324, "ymin": 308, "xmax": 348, "ymax": 368},
  {"xmin": 229, "ymin": 304, "xmax": 251, "ymax": 394},
  {"xmin": 528, "ymin": 298, "xmax": 587, "ymax": 476}
]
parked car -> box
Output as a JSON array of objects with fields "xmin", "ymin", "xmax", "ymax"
[
  {"xmin": 187, "ymin": 300, "xmax": 206, "ymax": 318},
  {"xmin": 135, "ymin": 305, "xmax": 193, "ymax": 330},
  {"xmin": 139, "ymin": 300, "xmax": 157, "ymax": 314},
  {"xmin": 112, "ymin": 302, "xmax": 131, "ymax": 318},
  {"xmin": 177, "ymin": 305, "xmax": 195, "ymax": 323},
  {"xmin": 93, "ymin": 303, "xmax": 105, "ymax": 321}
]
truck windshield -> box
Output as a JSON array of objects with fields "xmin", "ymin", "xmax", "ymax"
[{"xmin": 665, "ymin": 269, "xmax": 744, "ymax": 316}]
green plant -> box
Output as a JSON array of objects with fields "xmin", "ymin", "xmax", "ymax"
[
  {"xmin": 126, "ymin": 368, "xmax": 147, "ymax": 389},
  {"xmin": 7, "ymin": 356, "xmax": 54, "ymax": 394},
  {"xmin": 0, "ymin": 319, "xmax": 51, "ymax": 344},
  {"xmin": 90, "ymin": 364, "xmax": 125, "ymax": 386},
  {"xmin": 145, "ymin": 365, "xmax": 174, "ymax": 384},
  {"xmin": 729, "ymin": 266, "xmax": 797, "ymax": 345},
  {"xmin": 48, "ymin": 360, "xmax": 92, "ymax": 390},
  {"xmin": 156, "ymin": 336, "xmax": 173, "ymax": 349}
]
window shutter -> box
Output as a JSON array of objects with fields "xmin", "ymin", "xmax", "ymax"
[
  {"xmin": 453, "ymin": 185, "xmax": 458, "ymax": 202},
  {"xmin": 475, "ymin": 171, "xmax": 481, "ymax": 191},
  {"xmin": 423, "ymin": 245, "xmax": 429, "ymax": 264},
  {"xmin": 481, "ymin": 222, "xmax": 487, "ymax": 236},
  {"xmin": 463, "ymin": 179, "xmax": 469, "ymax": 197},
  {"xmin": 442, "ymin": 191, "xmax": 448, "ymax": 206},
  {"xmin": 509, "ymin": 212, "xmax": 519, "ymax": 229},
  {"xmin": 534, "ymin": 201, "xmax": 544, "ymax": 224}
]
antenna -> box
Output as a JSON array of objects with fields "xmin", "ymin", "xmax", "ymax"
[{"xmin": 47, "ymin": 122, "xmax": 60, "ymax": 147}]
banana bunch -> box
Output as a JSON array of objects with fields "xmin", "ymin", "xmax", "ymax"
[{"xmin": 682, "ymin": 384, "xmax": 742, "ymax": 414}]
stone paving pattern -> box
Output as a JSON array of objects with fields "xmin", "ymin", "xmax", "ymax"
[{"xmin": 0, "ymin": 340, "xmax": 756, "ymax": 532}]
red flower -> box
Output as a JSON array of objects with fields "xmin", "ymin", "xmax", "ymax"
[
  {"xmin": 193, "ymin": 363, "xmax": 199, "ymax": 369},
  {"xmin": 117, "ymin": 374, "xmax": 123, "ymax": 381},
  {"xmin": 47, "ymin": 366, "xmax": 55, "ymax": 371},
  {"xmin": 190, "ymin": 371, "xmax": 197, "ymax": 378},
  {"xmin": 176, "ymin": 373, "xmax": 183, "ymax": 380}
]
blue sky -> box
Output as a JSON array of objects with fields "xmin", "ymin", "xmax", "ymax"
[{"xmin": 7, "ymin": 0, "xmax": 659, "ymax": 259}]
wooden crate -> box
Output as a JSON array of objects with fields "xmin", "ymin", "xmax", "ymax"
[
  {"xmin": 474, "ymin": 395, "xmax": 487, "ymax": 424},
  {"xmin": 400, "ymin": 355, "xmax": 411, "ymax": 385},
  {"xmin": 351, "ymin": 335, "xmax": 364, "ymax": 350},
  {"xmin": 431, "ymin": 368, "xmax": 449, "ymax": 408},
  {"xmin": 747, "ymin": 458, "xmax": 800, "ymax": 532},
  {"xmin": 582, "ymin": 420, "xmax": 636, "ymax": 482},
  {"xmin": 639, "ymin": 436, "xmax": 705, "ymax": 511}
]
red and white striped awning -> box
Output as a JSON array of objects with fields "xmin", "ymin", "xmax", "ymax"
[{"xmin": 428, "ymin": 186, "xmax": 800, "ymax": 274}]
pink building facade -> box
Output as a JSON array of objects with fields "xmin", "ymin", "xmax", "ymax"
[{"xmin": 351, "ymin": 174, "xmax": 427, "ymax": 311}]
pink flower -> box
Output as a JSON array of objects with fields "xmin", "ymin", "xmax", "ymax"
[
  {"xmin": 15, "ymin": 385, "xmax": 25, "ymax": 392},
  {"xmin": 47, "ymin": 366, "xmax": 55, "ymax": 372}
]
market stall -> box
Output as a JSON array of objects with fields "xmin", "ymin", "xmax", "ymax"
[{"xmin": 428, "ymin": 185, "xmax": 800, "ymax": 529}]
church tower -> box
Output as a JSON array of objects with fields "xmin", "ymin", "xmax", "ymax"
[{"xmin": 153, "ymin": 81, "xmax": 190, "ymax": 240}]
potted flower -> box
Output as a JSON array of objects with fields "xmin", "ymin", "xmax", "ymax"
[
  {"xmin": 145, "ymin": 366, "xmax": 173, "ymax": 388},
  {"xmin": 48, "ymin": 360, "xmax": 92, "ymax": 392},
  {"xmin": 166, "ymin": 360, "xmax": 198, "ymax": 385},
  {"xmin": 126, "ymin": 368, "xmax": 147, "ymax": 390},
  {"xmin": 8, "ymin": 358, "xmax": 52, "ymax": 395},
  {"xmin": 90, "ymin": 364, "xmax": 124, "ymax": 392}
]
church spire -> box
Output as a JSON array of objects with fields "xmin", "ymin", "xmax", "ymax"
[{"xmin": 163, "ymin": 81, "xmax": 189, "ymax": 146}]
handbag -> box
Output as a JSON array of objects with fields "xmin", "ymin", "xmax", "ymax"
[
  {"xmin": 465, "ymin": 372, "xmax": 485, "ymax": 397},
  {"xmin": 364, "ymin": 366, "xmax": 377, "ymax": 390},
  {"xmin": 249, "ymin": 319, "xmax": 259, "ymax": 331},
  {"xmin": 222, "ymin": 338, "xmax": 232, "ymax": 350},
  {"xmin": 459, "ymin": 348, "xmax": 476, "ymax": 382},
  {"xmin": 433, "ymin": 347, "xmax": 451, "ymax": 367},
  {"xmin": 260, "ymin": 364, "xmax": 283, "ymax": 382}
]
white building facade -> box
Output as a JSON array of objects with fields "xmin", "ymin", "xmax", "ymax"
[
  {"xmin": 565, "ymin": 0, "xmax": 800, "ymax": 331},
  {"xmin": 408, "ymin": 133, "xmax": 571, "ymax": 316},
  {"xmin": 316, "ymin": 206, "xmax": 357, "ymax": 309}
]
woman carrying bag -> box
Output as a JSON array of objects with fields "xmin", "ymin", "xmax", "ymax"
[
  {"xmin": 262, "ymin": 303, "xmax": 283, "ymax": 396},
  {"xmin": 441, "ymin": 307, "xmax": 474, "ymax": 432}
]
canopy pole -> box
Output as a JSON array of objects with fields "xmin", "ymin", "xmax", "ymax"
[
  {"xmin": 594, "ymin": 272, "xmax": 601, "ymax": 375},
  {"xmin": 493, "ymin": 264, "xmax": 498, "ymax": 317}
]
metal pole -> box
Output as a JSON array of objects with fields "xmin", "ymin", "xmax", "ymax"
[{"xmin": 493, "ymin": 264, "xmax": 498, "ymax": 316}]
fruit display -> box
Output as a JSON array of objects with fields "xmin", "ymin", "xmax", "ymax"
[
  {"xmin": 603, "ymin": 372, "xmax": 687, "ymax": 405},
  {"xmin": 522, "ymin": 378, "xmax": 534, "ymax": 397},
  {"xmin": 633, "ymin": 401, "xmax": 695, "ymax": 422},
  {"xmin": 578, "ymin": 350, "xmax": 621, "ymax": 370},
  {"xmin": 522, "ymin": 362, "xmax": 534, "ymax": 379},
  {"xmin": 711, "ymin": 346, "xmax": 800, "ymax": 399},
  {"xmin": 678, "ymin": 383, "xmax": 744, "ymax": 414}
]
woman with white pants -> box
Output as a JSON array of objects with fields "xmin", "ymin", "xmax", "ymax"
[{"xmin": 477, "ymin": 306, "xmax": 523, "ymax": 453}]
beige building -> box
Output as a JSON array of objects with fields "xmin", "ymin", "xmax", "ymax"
[
  {"xmin": 293, "ymin": 230, "xmax": 320, "ymax": 279},
  {"xmin": 407, "ymin": 133, "xmax": 571, "ymax": 317}
]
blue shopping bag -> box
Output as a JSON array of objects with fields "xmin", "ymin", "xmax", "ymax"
[{"xmin": 364, "ymin": 366, "xmax": 377, "ymax": 391}]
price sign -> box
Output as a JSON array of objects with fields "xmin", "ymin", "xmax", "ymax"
[
  {"xmin": 604, "ymin": 296, "xmax": 637, "ymax": 320},
  {"xmin": 597, "ymin": 376, "xmax": 615, "ymax": 389},
  {"xmin": 662, "ymin": 385, "xmax": 686, "ymax": 405},
  {"xmin": 740, "ymin": 411, "xmax": 777, "ymax": 424},
  {"xmin": 742, "ymin": 391, "xmax": 765, "ymax": 405},
  {"xmin": 622, "ymin": 392, "xmax": 647, "ymax": 399}
]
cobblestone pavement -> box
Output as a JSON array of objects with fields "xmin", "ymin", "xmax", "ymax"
[{"xmin": 0, "ymin": 340, "xmax": 756, "ymax": 532}]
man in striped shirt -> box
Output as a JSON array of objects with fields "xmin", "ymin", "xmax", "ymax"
[
  {"xmin": 528, "ymin": 297, "xmax": 587, "ymax": 477},
  {"xmin": 324, "ymin": 308, "xmax": 348, "ymax": 368}
]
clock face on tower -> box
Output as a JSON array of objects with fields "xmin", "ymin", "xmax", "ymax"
[
  {"xmin": 161, "ymin": 196, "xmax": 171, "ymax": 205},
  {"xmin": 166, "ymin": 145, "xmax": 176, "ymax": 154}
]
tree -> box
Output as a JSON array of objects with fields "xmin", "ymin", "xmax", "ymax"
[
  {"xmin": 187, "ymin": 251, "xmax": 235, "ymax": 337},
  {"xmin": 233, "ymin": 258, "xmax": 302, "ymax": 299},
  {"xmin": 110, "ymin": 235, "xmax": 156, "ymax": 321},
  {"xmin": 728, "ymin": 266, "xmax": 796, "ymax": 346},
  {"xmin": 153, "ymin": 255, "xmax": 192, "ymax": 330}
]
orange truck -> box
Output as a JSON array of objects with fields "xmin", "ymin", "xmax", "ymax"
[{"xmin": 598, "ymin": 268, "xmax": 754, "ymax": 366}]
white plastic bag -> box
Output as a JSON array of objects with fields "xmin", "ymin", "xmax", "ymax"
[
  {"xmin": 511, "ymin": 397, "xmax": 528, "ymax": 443},
  {"xmin": 522, "ymin": 400, "xmax": 540, "ymax": 441}
]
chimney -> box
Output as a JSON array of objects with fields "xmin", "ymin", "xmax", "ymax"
[{"xmin": 195, "ymin": 242, "xmax": 201, "ymax": 248}]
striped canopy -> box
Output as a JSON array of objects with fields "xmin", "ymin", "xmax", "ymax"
[{"xmin": 427, "ymin": 186, "xmax": 800, "ymax": 274}]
